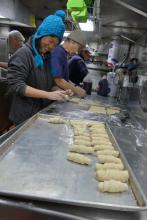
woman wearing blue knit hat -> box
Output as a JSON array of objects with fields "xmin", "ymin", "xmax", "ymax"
[{"xmin": 7, "ymin": 10, "xmax": 70, "ymax": 125}]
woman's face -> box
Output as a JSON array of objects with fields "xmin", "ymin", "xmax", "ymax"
[{"xmin": 40, "ymin": 36, "xmax": 59, "ymax": 54}]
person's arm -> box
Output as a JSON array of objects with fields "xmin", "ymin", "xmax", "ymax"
[
  {"xmin": 7, "ymin": 48, "xmax": 67, "ymax": 102},
  {"xmin": 77, "ymin": 59, "xmax": 88, "ymax": 82},
  {"xmin": 54, "ymin": 77, "xmax": 86, "ymax": 98},
  {"xmin": 0, "ymin": 62, "xmax": 8, "ymax": 69},
  {"xmin": 24, "ymin": 85, "xmax": 67, "ymax": 101}
]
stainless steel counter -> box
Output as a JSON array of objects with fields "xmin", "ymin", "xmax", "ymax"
[{"xmin": 0, "ymin": 94, "xmax": 147, "ymax": 219}]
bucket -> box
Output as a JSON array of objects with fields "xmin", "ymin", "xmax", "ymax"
[{"xmin": 83, "ymin": 82, "xmax": 92, "ymax": 95}]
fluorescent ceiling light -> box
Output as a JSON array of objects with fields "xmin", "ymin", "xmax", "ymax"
[
  {"xmin": 0, "ymin": 15, "xmax": 6, "ymax": 18},
  {"xmin": 79, "ymin": 19, "xmax": 94, "ymax": 31},
  {"xmin": 64, "ymin": 31, "xmax": 71, "ymax": 37}
]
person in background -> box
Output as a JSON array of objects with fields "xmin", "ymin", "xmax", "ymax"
[
  {"xmin": 123, "ymin": 58, "xmax": 138, "ymax": 72},
  {"xmin": 7, "ymin": 10, "xmax": 69, "ymax": 125},
  {"xmin": 50, "ymin": 30, "xmax": 86, "ymax": 97},
  {"xmin": 0, "ymin": 30, "xmax": 25, "ymax": 69},
  {"xmin": 97, "ymin": 75, "xmax": 110, "ymax": 97},
  {"xmin": 68, "ymin": 47, "xmax": 91, "ymax": 86},
  {"xmin": 114, "ymin": 67, "xmax": 126, "ymax": 101}
]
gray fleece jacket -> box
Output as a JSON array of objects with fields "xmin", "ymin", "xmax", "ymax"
[{"xmin": 7, "ymin": 37, "xmax": 54, "ymax": 124}]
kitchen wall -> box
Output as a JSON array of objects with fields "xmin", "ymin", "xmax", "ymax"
[
  {"xmin": 0, "ymin": 27, "xmax": 9, "ymax": 62},
  {"xmin": 0, "ymin": 0, "xmax": 34, "ymax": 26}
]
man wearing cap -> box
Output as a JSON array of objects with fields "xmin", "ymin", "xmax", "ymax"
[
  {"xmin": 68, "ymin": 47, "xmax": 91, "ymax": 86},
  {"xmin": 7, "ymin": 10, "xmax": 69, "ymax": 125},
  {"xmin": 50, "ymin": 30, "xmax": 86, "ymax": 97},
  {"xmin": 0, "ymin": 30, "xmax": 25, "ymax": 69}
]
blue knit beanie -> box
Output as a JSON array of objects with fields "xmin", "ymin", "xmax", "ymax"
[{"xmin": 32, "ymin": 10, "xmax": 65, "ymax": 68}]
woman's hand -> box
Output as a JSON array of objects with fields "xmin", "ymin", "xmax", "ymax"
[
  {"xmin": 65, "ymin": 89, "xmax": 74, "ymax": 97},
  {"xmin": 47, "ymin": 90, "xmax": 67, "ymax": 101}
]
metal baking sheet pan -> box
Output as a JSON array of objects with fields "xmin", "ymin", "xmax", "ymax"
[{"xmin": 0, "ymin": 113, "xmax": 146, "ymax": 211}]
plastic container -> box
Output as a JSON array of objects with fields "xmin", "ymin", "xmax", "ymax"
[{"xmin": 83, "ymin": 81, "xmax": 92, "ymax": 95}]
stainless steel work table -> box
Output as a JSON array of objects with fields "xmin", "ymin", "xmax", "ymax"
[{"xmin": 0, "ymin": 94, "xmax": 147, "ymax": 219}]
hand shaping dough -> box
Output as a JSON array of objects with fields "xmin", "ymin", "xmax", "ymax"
[
  {"xmin": 70, "ymin": 145, "xmax": 94, "ymax": 154},
  {"xmin": 95, "ymin": 162, "xmax": 124, "ymax": 170},
  {"xmin": 98, "ymin": 180, "xmax": 128, "ymax": 193},
  {"xmin": 67, "ymin": 153, "xmax": 91, "ymax": 165},
  {"xmin": 96, "ymin": 150, "xmax": 119, "ymax": 157},
  {"xmin": 97, "ymin": 155, "xmax": 122, "ymax": 164},
  {"xmin": 48, "ymin": 116, "xmax": 65, "ymax": 124},
  {"xmin": 96, "ymin": 169, "xmax": 129, "ymax": 182}
]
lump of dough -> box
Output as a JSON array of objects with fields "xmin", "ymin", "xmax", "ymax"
[
  {"xmin": 91, "ymin": 137, "xmax": 110, "ymax": 142},
  {"xmin": 96, "ymin": 162, "xmax": 124, "ymax": 170},
  {"xmin": 94, "ymin": 145, "xmax": 114, "ymax": 151},
  {"xmin": 74, "ymin": 131, "xmax": 90, "ymax": 137},
  {"xmin": 70, "ymin": 145, "xmax": 94, "ymax": 154},
  {"xmin": 64, "ymin": 95, "xmax": 70, "ymax": 101},
  {"xmin": 67, "ymin": 153, "xmax": 91, "ymax": 165},
  {"xmin": 74, "ymin": 130, "xmax": 87, "ymax": 136},
  {"xmin": 74, "ymin": 136, "xmax": 91, "ymax": 141},
  {"xmin": 96, "ymin": 150, "xmax": 119, "ymax": 157},
  {"xmin": 91, "ymin": 133, "xmax": 109, "ymax": 138},
  {"xmin": 92, "ymin": 140, "xmax": 111, "ymax": 146},
  {"xmin": 96, "ymin": 169, "xmax": 129, "ymax": 182},
  {"xmin": 107, "ymin": 109, "xmax": 120, "ymax": 115},
  {"xmin": 48, "ymin": 116, "xmax": 65, "ymax": 124},
  {"xmin": 98, "ymin": 180, "xmax": 128, "ymax": 193},
  {"xmin": 74, "ymin": 140, "xmax": 91, "ymax": 147},
  {"xmin": 69, "ymin": 97, "xmax": 80, "ymax": 103},
  {"xmin": 97, "ymin": 155, "xmax": 122, "ymax": 164}
]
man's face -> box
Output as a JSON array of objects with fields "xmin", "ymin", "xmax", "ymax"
[
  {"xmin": 68, "ymin": 40, "xmax": 81, "ymax": 55},
  {"xmin": 83, "ymin": 51, "xmax": 91, "ymax": 61},
  {"xmin": 9, "ymin": 37, "xmax": 21, "ymax": 54},
  {"xmin": 40, "ymin": 36, "xmax": 59, "ymax": 54}
]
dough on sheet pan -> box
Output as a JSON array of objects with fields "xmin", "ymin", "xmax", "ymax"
[
  {"xmin": 90, "ymin": 129, "xmax": 107, "ymax": 134},
  {"xmin": 107, "ymin": 109, "xmax": 120, "ymax": 115},
  {"xmin": 96, "ymin": 169, "xmax": 129, "ymax": 182},
  {"xmin": 48, "ymin": 116, "xmax": 65, "ymax": 124},
  {"xmin": 96, "ymin": 150, "xmax": 119, "ymax": 157},
  {"xmin": 74, "ymin": 130, "xmax": 88, "ymax": 136},
  {"xmin": 69, "ymin": 97, "xmax": 80, "ymax": 103},
  {"xmin": 95, "ymin": 162, "xmax": 124, "ymax": 170},
  {"xmin": 98, "ymin": 180, "xmax": 128, "ymax": 193},
  {"xmin": 67, "ymin": 153, "xmax": 91, "ymax": 165},
  {"xmin": 74, "ymin": 140, "xmax": 91, "ymax": 147},
  {"xmin": 91, "ymin": 137, "xmax": 110, "ymax": 142},
  {"xmin": 70, "ymin": 145, "xmax": 94, "ymax": 154},
  {"xmin": 92, "ymin": 140, "xmax": 111, "ymax": 146},
  {"xmin": 91, "ymin": 133, "xmax": 109, "ymax": 138},
  {"xmin": 74, "ymin": 136, "xmax": 91, "ymax": 141},
  {"xmin": 97, "ymin": 155, "xmax": 122, "ymax": 164},
  {"xmin": 94, "ymin": 145, "xmax": 114, "ymax": 151},
  {"xmin": 70, "ymin": 119, "xmax": 87, "ymax": 125}
]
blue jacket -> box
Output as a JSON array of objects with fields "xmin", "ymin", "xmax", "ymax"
[{"xmin": 69, "ymin": 55, "xmax": 88, "ymax": 85}]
